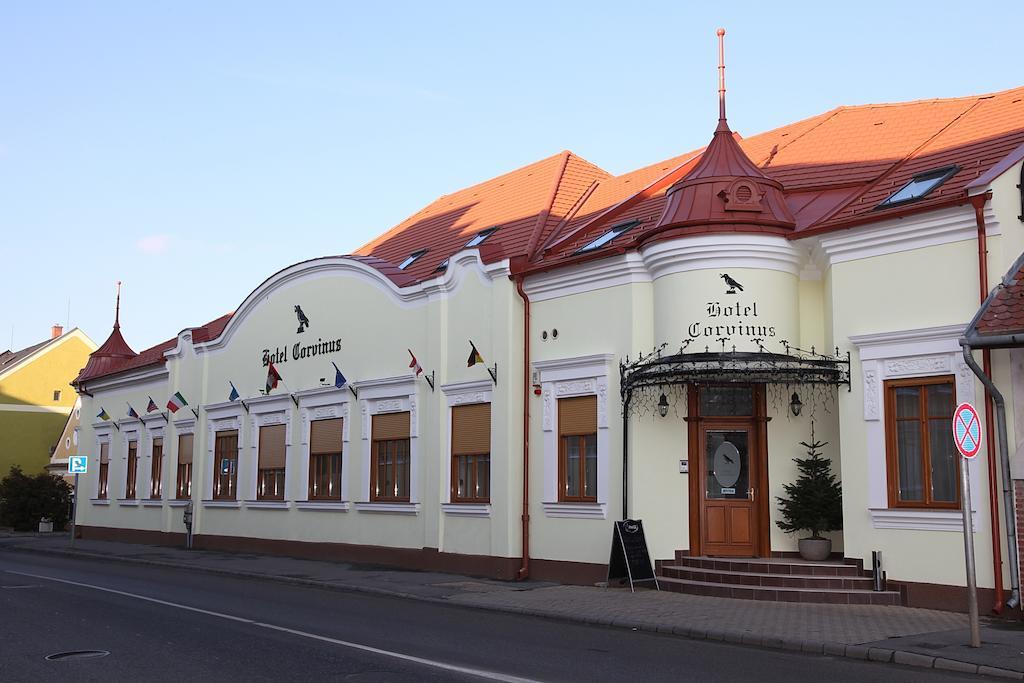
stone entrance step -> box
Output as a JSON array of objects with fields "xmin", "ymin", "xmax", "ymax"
[{"xmin": 656, "ymin": 555, "xmax": 902, "ymax": 605}]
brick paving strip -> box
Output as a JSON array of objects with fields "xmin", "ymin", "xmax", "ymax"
[{"xmin": 2, "ymin": 533, "xmax": 1022, "ymax": 679}]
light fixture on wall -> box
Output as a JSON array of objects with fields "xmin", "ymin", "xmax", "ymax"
[
  {"xmin": 789, "ymin": 392, "xmax": 803, "ymax": 417},
  {"xmin": 658, "ymin": 393, "xmax": 669, "ymax": 418}
]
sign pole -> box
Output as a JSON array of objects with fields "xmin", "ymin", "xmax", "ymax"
[
  {"xmin": 953, "ymin": 401, "xmax": 982, "ymax": 649},
  {"xmin": 70, "ymin": 472, "xmax": 79, "ymax": 548}
]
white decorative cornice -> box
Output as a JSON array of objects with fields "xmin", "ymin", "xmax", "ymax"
[
  {"xmin": 354, "ymin": 374, "xmax": 418, "ymax": 400},
  {"xmin": 813, "ymin": 205, "xmax": 998, "ymax": 266},
  {"xmin": 640, "ymin": 233, "xmax": 803, "ymax": 280},
  {"xmin": 523, "ymin": 252, "xmax": 651, "ymax": 302},
  {"xmin": 534, "ymin": 354, "xmax": 615, "ymax": 383},
  {"xmin": 849, "ymin": 324, "xmax": 966, "ymax": 361},
  {"xmin": 440, "ymin": 379, "xmax": 493, "ymax": 395},
  {"xmin": 193, "ymin": 253, "xmax": 509, "ymax": 354},
  {"xmin": 82, "ymin": 365, "xmax": 169, "ymax": 394}
]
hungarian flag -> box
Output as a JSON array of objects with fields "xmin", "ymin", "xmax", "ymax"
[
  {"xmin": 167, "ymin": 391, "xmax": 188, "ymax": 413},
  {"xmin": 266, "ymin": 362, "xmax": 282, "ymax": 394},
  {"xmin": 332, "ymin": 362, "xmax": 347, "ymax": 388},
  {"xmin": 408, "ymin": 349, "xmax": 422, "ymax": 376},
  {"xmin": 228, "ymin": 382, "xmax": 240, "ymax": 402},
  {"xmin": 146, "ymin": 396, "xmax": 159, "ymax": 413},
  {"xmin": 127, "ymin": 403, "xmax": 140, "ymax": 419},
  {"xmin": 467, "ymin": 341, "xmax": 484, "ymax": 367},
  {"xmin": 97, "ymin": 407, "xmax": 111, "ymax": 421}
]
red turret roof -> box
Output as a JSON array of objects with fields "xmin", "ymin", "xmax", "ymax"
[{"xmin": 73, "ymin": 321, "xmax": 136, "ymax": 387}]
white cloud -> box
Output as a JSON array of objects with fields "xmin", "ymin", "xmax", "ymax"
[{"xmin": 136, "ymin": 234, "xmax": 171, "ymax": 255}]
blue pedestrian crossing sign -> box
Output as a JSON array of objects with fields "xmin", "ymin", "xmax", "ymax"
[
  {"xmin": 69, "ymin": 455, "xmax": 88, "ymax": 474},
  {"xmin": 953, "ymin": 402, "xmax": 982, "ymax": 459}
]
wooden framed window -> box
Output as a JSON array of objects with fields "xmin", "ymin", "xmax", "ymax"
[
  {"xmin": 309, "ymin": 418, "xmax": 343, "ymax": 501},
  {"xmin": 257, "ymin": 424, "xmax": 287, "ymax": 500},
  {"xmin": 558, "ymin": 396, "xmax": 597, "ymax": 502},
  {"xmin": 125, "ymin": 441, "xmax": 138, "ymax": 499},
  {"xmin": 371, "ymin": 412, "xmax": 410, "ymax": 502},
  {"xmin": 176, "ymin": 433, "xmax": 193, "ymax": 499},
  {"xmin": 212, "ymin": 430, "xmax": 239, "ymax": 500},
  {"xmin": 451, "ymin": 403, "xmax": 490, "ymax": 503},
  {"xmin": 884, "ymin": 375, "xmax": 959, "ymax": 508},
  {"xmin": 149, "ymin": 438, "xmax": 163, "ymax": 499},
  {"xmin": 98, "ymin": 442, "xmax": 109, "ymax": 499}
]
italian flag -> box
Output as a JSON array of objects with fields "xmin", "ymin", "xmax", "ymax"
[{"xmin": 167, "ymin": 391, "xmax": 188, "ymax": 413}]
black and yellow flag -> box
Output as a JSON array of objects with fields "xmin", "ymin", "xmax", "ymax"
[{"xmin": 467, "ymin": 340, "xmax": 484, "ymax": 367}]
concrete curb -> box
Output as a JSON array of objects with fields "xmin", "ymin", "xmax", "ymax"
[{"xmin": 3, "ymin": 542, "xmax": 1021, "ymax": 679}]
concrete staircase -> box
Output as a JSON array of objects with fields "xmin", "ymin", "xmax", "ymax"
[{"xmin": 656, "ymin": 553, "xmax": 902, "ymax": 605}]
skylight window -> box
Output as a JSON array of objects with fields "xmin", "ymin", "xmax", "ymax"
[
  {"xmin": 876, "ymin": 165, "xmax": 959, "ymax": 209},
  {"xmin": 465, "ymin": 227, "xmax": 498, "ymax": 248},
  {"xmin": 575, "ymin": 221, "xmax": 641, "ymax": 254},
  {"xmin": 398, "ymin": 249, "xmax": 428, "ymax": 270},
  {"xmin": 435, "ymin": 258, "xmax": 449, "ymax": 272}
]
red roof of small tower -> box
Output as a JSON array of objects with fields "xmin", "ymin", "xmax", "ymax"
[
  {"xmin": 73, "ymin": 282, "xmax": 137, "ymax": 387},
  {"xmin": 655, "ymin": 29, "xmax": 796, "ymax": 236}
]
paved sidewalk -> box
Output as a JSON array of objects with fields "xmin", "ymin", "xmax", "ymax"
[{"xmin": 2, "ymin": 532, "xmax": 1022, "ymax": 678}]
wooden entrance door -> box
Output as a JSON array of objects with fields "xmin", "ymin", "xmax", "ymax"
[
  {"xmin": 687, "ymin": 385, "xmax": 768, "ymax": 558},
  {"xmin": 700, "ymin": 424, "xmax": 756, "ymax": 556}
]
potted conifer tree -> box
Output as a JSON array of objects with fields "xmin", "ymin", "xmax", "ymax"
[{"xmin": 775, "ymin": 427, "xmax": 843, "ymax": 561}]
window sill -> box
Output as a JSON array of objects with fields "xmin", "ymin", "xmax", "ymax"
[
  {"xmin": 542, "ymin": 501, "xmax": 607, "ymax": 519},
  {"xmin": 90, "ymin": 498, "xmax": 111, "ymax": 506},
  {"xmin": 202, "ymin": 500, "xmax": 241, "ymax": 509},
  {"xmin": 141, "ymin": 499, "xmax": 163, "ymax": 507},
  {"xmin": 353, "ymin": 502, "xmax": 420, "ymax": 515},
  {"xmin": 295, "ymin": 500, "xmax": 351, "ymax": 511},
  {"xmin": 244, "ymin": 500, "xmax": 290, "ymax": 510},
  {"xmin": 167, "ymin": 499, "xmax": 191, "ymax": 507},
  {"xmin": 442, "ymin": 503, "xmax": 491, "ymax": 517},
  {"xmin": 117, "ymin": 499, "xmax": 140, "ymax": 507},
  {"xmin": 869, "ymin": 507, "xmax": 975, "ymax": 531}
]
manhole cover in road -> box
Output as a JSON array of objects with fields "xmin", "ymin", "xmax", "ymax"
[{"xmin": 45, "ymin": 650, "xmax": 110, "ymax": 661}]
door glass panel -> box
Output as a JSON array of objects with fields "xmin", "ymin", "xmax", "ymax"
[
  {"xmin": 705, "ymin": 430, "xmax": 749, "ymax": 499},
  {"xmin": 699, "ymin": 387, "xmax": 753, "ymax": 416}
]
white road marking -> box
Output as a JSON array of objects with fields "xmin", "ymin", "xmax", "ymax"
[{"xmin": 6, "ymin": 569, "xmax": 541, "ymax": 683}]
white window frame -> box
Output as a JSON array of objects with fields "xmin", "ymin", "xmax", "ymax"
[
  {"xmin": 203, "ymin": 400, "xmax": 245, "ymax": 508},
  {"xmin": 534, "ymin": 354, "xmax": 613, "ymax": 519},
  {"xmin": 851, "ymin": 324, "xmax": 980, "ymax": 531},
  {"xmin": 440, "ymin": 379, "xmax": 493, "ymax": 517},
  {"xmin": 119, "ymin": 421, "xmax": 141, "ymax": 506},
  {"xmin": 245, "ymin": 394, "xmax": 293, "ymax": 509},
  {"xmin": 140, "ymin": 413, "xmax": 166, "ymax": 506},
  {"xmin": 90, "ymin": 424, "xmax": 113, "ymax": 505},
  {"xmin": 295, "ymin": 386, "xmax": 351, "ymax": 511},
  {"xmin": 169, "ymin": 415, "xmax": 196, "ymax": 508},
  {"xmin": 354, "ymin": 375, "xmax": 420, "ymax": 514}
]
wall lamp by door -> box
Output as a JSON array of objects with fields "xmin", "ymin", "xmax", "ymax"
[
  {"xmin": 658, "ymin": 393, "xmax": 669, "ymax": 418},
  {"xmin": 789, "ymin": 392, "xmax": 803, "ymax": 417}
]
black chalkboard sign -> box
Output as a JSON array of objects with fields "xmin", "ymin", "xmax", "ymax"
[{"xmin": 607, "ymin": 519, "xmax": 659, "ymax": 592}]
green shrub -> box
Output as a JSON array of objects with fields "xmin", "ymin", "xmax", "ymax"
[{"xmin": 0, "ymin": 466, "xmax": 73, "ymax": 531}]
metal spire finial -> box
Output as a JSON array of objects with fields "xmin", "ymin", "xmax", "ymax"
[
  {"xmin": 114, "ymin": 280, "xmax": 122, "ymax": 329},
  {"xmin": 716, "ymin": 28, "xmax": 729, "ymax": 132}
]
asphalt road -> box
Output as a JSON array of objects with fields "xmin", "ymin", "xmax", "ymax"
[{"xmin": 0, "ymin": 552, "xmax": 977, "ymax": 682}]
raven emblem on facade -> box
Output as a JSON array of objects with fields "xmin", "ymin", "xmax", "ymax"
[
  {"xmin": 295, "ymin": 305, "xmax": 310, "ymax": 333},
  {"xmin": 720, "ymin": 273, "xmax": 744, "ymax": 294}
]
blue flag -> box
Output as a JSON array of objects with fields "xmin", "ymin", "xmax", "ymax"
[
  {"xmin": 332, "ymin": 362, "xmax": 347, "ymax": 389},
  {"xmin": 228, "ymin": 381, "xmax": 240, "ymax": 402}
]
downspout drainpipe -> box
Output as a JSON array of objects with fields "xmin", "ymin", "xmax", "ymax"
[
  {"xmin": 961, "ymin": 341, "xmax": 1022, "ymax": 610},
  {"xmin": 514, "ymin": 275, "xmax": 531, "ymax": 581},
  {"xmin": 972, "ymin": 192, "xmax": 1007, "ymax": 613}
]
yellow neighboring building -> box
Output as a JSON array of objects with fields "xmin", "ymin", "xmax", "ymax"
[{"xmin": 0, "ymin": 326, "xmax": 96, "ymax": 476}]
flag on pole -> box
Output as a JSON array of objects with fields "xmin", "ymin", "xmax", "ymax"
[
  {"xmin": 146, "ymin": 396, "xmax": 159, "ymax": 413},
  {"xmin": 266, "ymin": 362, "xmax": 282, "ymax": 394},
  {"xmin": 467, "ymin": 341, "xmax": 484, "ymax": 367},
  {"xmin": 332, "ymin": 363, "xmax": 347, "ymax": 389},
  {"xmin": 408, "ymin": 349, "xmax": 423, "ymax": 376},
  {"xmin": 97, "ymin": 408, "xmax": 111, "ymax": 421},
  {"xmin": 167, "ymin": 392, "xmax": 188, "ymax": 414},
  {"xmin": 228, "ymin": 381, "xmax": 240, "ymax": 402},
  {"xmin": 127, "ymin": 403, "xmax": 140, "ymax": 419}
]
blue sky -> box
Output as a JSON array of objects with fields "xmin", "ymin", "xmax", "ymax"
[{"xmin": 3, "ymin": 2, "xmax": 1023, "ymax": 352}]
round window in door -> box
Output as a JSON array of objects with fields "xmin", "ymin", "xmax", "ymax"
[{"xmin": 706, "ymin": 430, "xmax": 750, "ymax": 499}]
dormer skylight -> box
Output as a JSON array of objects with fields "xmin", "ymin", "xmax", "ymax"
[
  {"xmin": 465, "ymin": 227, "xmax": 498, "ymax": 248},
  {"xmin": 876, "ymin": 165, "xmax": 959, "ymax": 209},
  {"xmin": 435, "ymin": 258, "xmax": 449, "ymax": 272},
  {"xmin": 575, "ymin": 220, "xmax": 641, "ymax": 254},
  {"xmin": 398, "ymin": 249, "xmax": 428, "ymax": 270}
]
